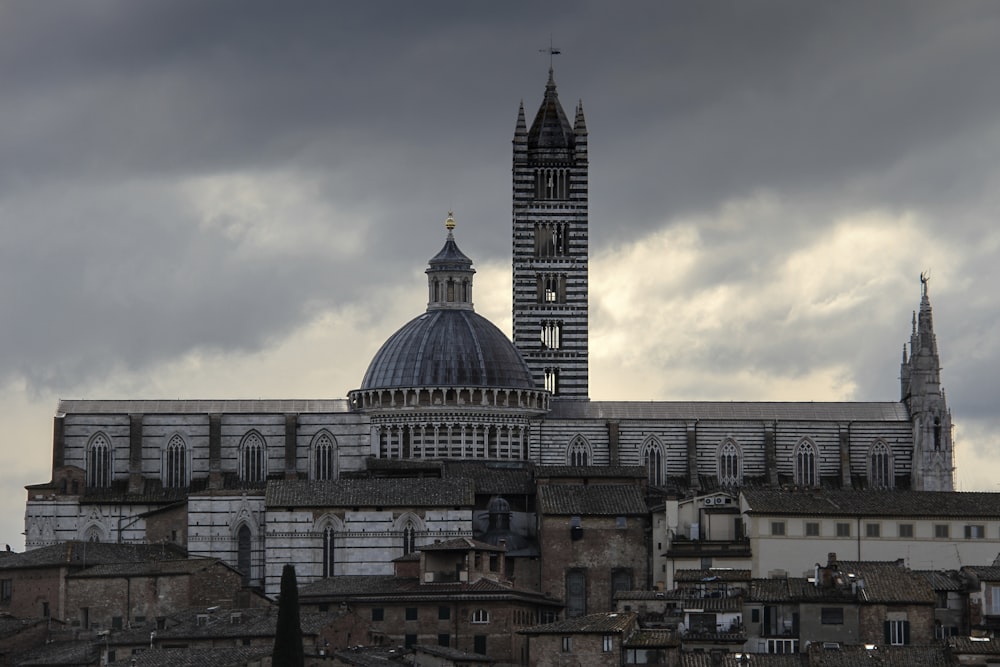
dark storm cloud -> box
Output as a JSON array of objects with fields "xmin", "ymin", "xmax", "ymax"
[{"xmin": 0, "ymin": 0, "xmax": 998, "ymax": 414}]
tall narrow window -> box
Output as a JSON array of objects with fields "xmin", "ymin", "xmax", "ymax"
[
  {"xmin": 164, "ymin": 435, "xmax": 187, "ymax": 488},
  {"xmin": 565, "ymin": 570, "xmax": 587, "ymax": 618},
  {"xmin": 237, "ymin": 525, "xmax": 252, "ymax": 585},
  {"xmin": 314, "ymin": 432, "xmax": 336, "ymax": 481},
  {"xmin": 934, "ymin": 417, "xmax": 942, "ymax": 450},
  {"xmin": 541, "ymin": 321, "xmax": 562, "ymax": 349},
  {"xmin": 566, "ymin": 437, "xmax": 590, "ymax": 467},
  {"xmin": 869, "ymin": 440, "xmax": 892, "ymax": 489},
  {"xmin": 718, "ymin": 440, "xmax": 742, "ymax": 487},
  {"xmin": 642, "ymin": 438, "xmax": 664, "ymax": 486},
  {"xmin": 87, "ymin": 433, "xmax": 112, "ymax": 488},
  {"xmin": 794, "ymin": 440, "xmax": 817, "ymax": 487},
  {"xmin": 402, "ymin": 521, "xmax": 416, "ymax": 555},
  {"xmin": 239, "ymin": 432, "xmax": 266, "ymax": 483},
  {"xmin": 544, "ymin": 368, "xmax": 559, "ymax": 394},
  {"xmin": 322, "ymin": 525, "xmax": 335, "ymax": 578}
]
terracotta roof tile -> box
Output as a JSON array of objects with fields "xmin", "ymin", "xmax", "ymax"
[
  {"xmin": 266, "ymin": 478, "xmax": 474, "ymax": 507},
  {"xmin": 742, "ymin": 488, "xmax": 1000, "ymax": 518},
  {"xmin": 521, "ymin": 611, "xmax": 637, "ymax": 634},
  {"xmin": 537, "ymin": 484, "xmax": 647, "ymax": 515}
]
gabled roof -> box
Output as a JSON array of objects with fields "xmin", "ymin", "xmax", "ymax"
[
  {"xmin": 743, "ymin": 488, "xmax": 1000, "ymax": 518},
  {"xmin": 538, "ymin": 484, "xmax": 647, "ymax": 516},
  {"xmin": 266, "ymin": 478, "xmax": 474, "ymax": 508},
  {"xmin": 914, "ymin": 569, "xmax": 965, "ymax": 591},
  {"xmin": 961, "ymin": 565, "xmax": 1000, "ymax": 582},
  {"xmin": 675, "ymin": 569, "xmax": 751, "ymax": 583},
  {"xmin": 536, "ymin": 465, "xmax": 646, "ymax": 479},
  {"xmin": 521, "ymin": 611, "xmax": 637, "ymax": 635}
]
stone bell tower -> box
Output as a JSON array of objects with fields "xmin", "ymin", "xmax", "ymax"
[{"xmin": 512, "ymin": 68, "xmax": 589, "ymax": 399}]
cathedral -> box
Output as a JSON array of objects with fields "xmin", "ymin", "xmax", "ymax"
[{"xmin": 23, "ymin": 69, "xmax": 954, "ymax": 598}]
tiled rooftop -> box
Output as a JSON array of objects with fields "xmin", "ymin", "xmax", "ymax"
[
  {"xmin": 547, "ymin": 400, "xmax": 909, "ymax": 422},
  {"xmin": 68, "ymin": 557, "xmax": 229, "ymax": 578},
  {"xmin": 0, "ymin": 541, "xmax": 186, "ymax": 571},
  {"xmin": 675, "ymin": 569, "xmax": 751, "ymax": 583},
  {"xmin": 521, "ymin": 611, "xmax": 637, "ymax": 634},
  {"xmin": 743, "ymin": 487, "xmax": 1000, "ymax": 517},
  {"xmin": 804, "ymin": 643, "xmax": 951, "ymax": 666},
  {"xmin": 266, "ymin": 477, "xmax": 474, "ymax": 507},
  {"xmin": 536, "ymin": 465, "xmax": 647, "ymax": 479},
  {"xmin": 58, "ymin": 398, "xmax": 352, "ymax": 415},
  {"xmin": 537, "ymin": 484, "xmax": 648, "ymax": 515}
]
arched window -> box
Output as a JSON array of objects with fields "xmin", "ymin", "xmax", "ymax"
[
  {"xmin": 164, "ymin": 435, "xmax": 188, "ymax": 488},
  {"xmin": 322, "ymin": 524, "xmax": 335, "ymax": 578},
  {"xmin": 869, "ymin": 440, "xmax": 893, "ymax": 490},
  {"xmin": 239, "ymin": 432, "xmax": 266, "ymax": 483},
  {"xmin": 718, "ymin": 440, "xmax": 742, "ymax": 487},
  {"xmin": 85, "ymin": 526, "xmax": 103, "ymax": 543},
  {"xmin": 544, "ymin": 367, "xmax": 559, "ymax": 394},
  {"xmin": 87, "ymin": 433, "xmax": 112, "ymax": 488},
  {"xmin": 471, "ymin": 609, "xmax": 490, "ymax": 624},
  {"xmin": 641, "ymin": 438, "xmax": 664, "ymax": 486},
  {"xmin": 402, "ymin": 520, "xmax": 416, "ymax": 555},
  {"xmin": 566, "ymin": 437, "xmax": 591, "ymax": 467},
  {"xmin": 313, "ymin": 432, "xmax": 336, "ymax": 481},
  {"xmin": 237, "ymin": 524, "xmax": 252, "ymax": 585},
  {"xmin": 541, "ymin": 321, "xmax": 562, "ymax": 349},
  {"xmin": 794, "ymin": 439, "xmax": 817, "ymax": 487}
]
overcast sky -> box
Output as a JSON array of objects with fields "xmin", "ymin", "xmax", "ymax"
[{"xmin": 1, "ymin": 1, "xmax": 999, "ymax": 550}]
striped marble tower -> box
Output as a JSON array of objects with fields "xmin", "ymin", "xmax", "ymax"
[{"xmin": 512, "ymin": 68, "xmax": 589, "ymax": 399}]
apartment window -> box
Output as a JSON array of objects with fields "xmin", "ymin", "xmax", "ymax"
[
  {"xmin": 474, "ymin": 635, "xmax": 487, "ymax": 654},
  {"xmin": 821, "ymin": 607, "xmax": 844, "ymax": 624},
  {"xmin": 836, "ymin": 522, "xmax": 851, "ymax": 537},
  {"xmin": 404, "ymin": 634, "xmax": 417, "ymax": 648},
  {"xmin": 405, "ymin": 607, "xmax": 417, "ymax": 621},
  {"xmin": 0, "ymin": 579, "xmax": 10, "ymax": 603},
  {"xmin": 752, "ymin": 609, "xmax": 761, "ymax": 623},
  {"xmin": 866, "ymin": 523, "xmax": 881, "ymax": 538},
  {"xmin": 603, "ymin": 634, "xmax": 614, "ymax": 652},
  {"xmin": 371, "ymin": 608, "xmax": 384, "ymax": 622},
  {"xmin": 885, "ymin": 619, "xmax": 910, "ymax": 645},
  {"xmin": 899, "ymin": 523, "xmax": 914, "ymax": 538},
  {"xmin": 965, "ymin": 525, "xmax": 986, "ymax": 539},
  {"xmin": 935, "ymin": 524, "xmax": 950, "ymax": 539},
  {"xmin": 438, "ymin": 634, "xmax": 450, "ymax": 647},
  {"xmin": 471, "ymin": 608, "xmax": 490, "ymax": 624},
  {"xmin": 805, "ymin": 522, "xmax": 820, "ymax": 537},
  {"xmin": 991, "ymin": 586, "xmax": 1000, "ymax": 615},
  {"xmin": 438, "ymin": 606, "xmax": 450, "ymax": 620},
  {"xmin": 771, "ymin": 521, "xmax": 786, "ymax": 536},
  {"xmin": 561, "ymin": 637, "xmax": 573, "ymax": 652},
  {"xmin": 767, "ymin": 639, "xmax": 798, "ymax": 654}
]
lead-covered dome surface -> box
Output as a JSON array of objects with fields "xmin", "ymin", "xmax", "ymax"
[{"xmin": 360, "ymin": 309, "xmax": 535, "ymax": 390}]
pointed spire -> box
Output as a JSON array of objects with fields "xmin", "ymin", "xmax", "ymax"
[
  {"xmin": 574, "ymin": 100, "xmax": 587, "ymax": 133},
  {"xmin": 527, "ymin": 67, "xmax": 574, "ymax": 151}
]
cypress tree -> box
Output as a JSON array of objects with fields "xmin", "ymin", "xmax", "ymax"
[{"xmin": 272, "ymin": 563, "xmax": 305, "ymax": 667}]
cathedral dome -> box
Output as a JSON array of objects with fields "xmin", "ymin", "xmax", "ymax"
[
  {"xmin": 359, "ymin": 309, "xmax": 535, "ymax": 390},
  {"xmin": 357, "ymin": 212, "xmax": 536, "ymax": 393}
]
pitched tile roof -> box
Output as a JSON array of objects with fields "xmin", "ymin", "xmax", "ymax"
[
  {"xmin": 682, "ymin": 653, "xmax": 805, "ymax": 666},
  {"xmin": 536, "ymin": 465, "xmax": 647, "ymax": 479},
  {"xmin": 266, "ymin": 478, "xmax": 474, "ymax": 507},
  {"xmin": 107, "ymin": 647, "xmax": 272, "ymax": 666},
  {"xmin": 521, "ymin": 611, "xmax": 637, "ymax": 634},
  {"xmin": 623, "ymin": 629, "xmax": 680, "ymax": 648},
  {"xmin": 68, "ymin": 557, "xmax": 231, "ymax": 578},
  {"xmin": 914, "ymin": 569, "xmax": 965, "ymax": 591},
  {"xmin": 743, "ymin": 487, "xmax": 1000, "ymax": 518},
  {"xmin": 950, "ymin": 636, "xmax": 1000, "ymax": 654},
  {"xmin": 837, "ymin": 561, "xmax": 936, "ymax": 604},
  {"xmin": 58, "ymin": 398, "xmax": 352, "ymax": 414},
  {"xmin": 547, "ymin": 400, "xmax": 909, "ymax": 422},
  {"xmin": 419, "ymin": 537, "xmax": 503, "ymax": 552},
  {"xmin": 675, "ymin": 569, "xmax": 751, "ymax": 583},
  {"xmin": 962, "ymin": 565, "xmax": 1000, "ymax": 582},
  {"xmin": 804, "ymin": 643, "xmax": 951, "ymax": 666},
  {"xmin": 537, "ymin": 484, "xmax": 648, "ymax": 515},
  {"xmin": 0, "ymin": 541, "xmax": 186, "ymax": 571},
  {"xmin": 444, "ymin": 460, "xmax": 536, "ymax": 495}
]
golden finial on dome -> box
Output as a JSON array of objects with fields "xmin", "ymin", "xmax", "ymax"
[{"xmin": 445, "ymin": 210, "xmax": 456, "ymax": 231}]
